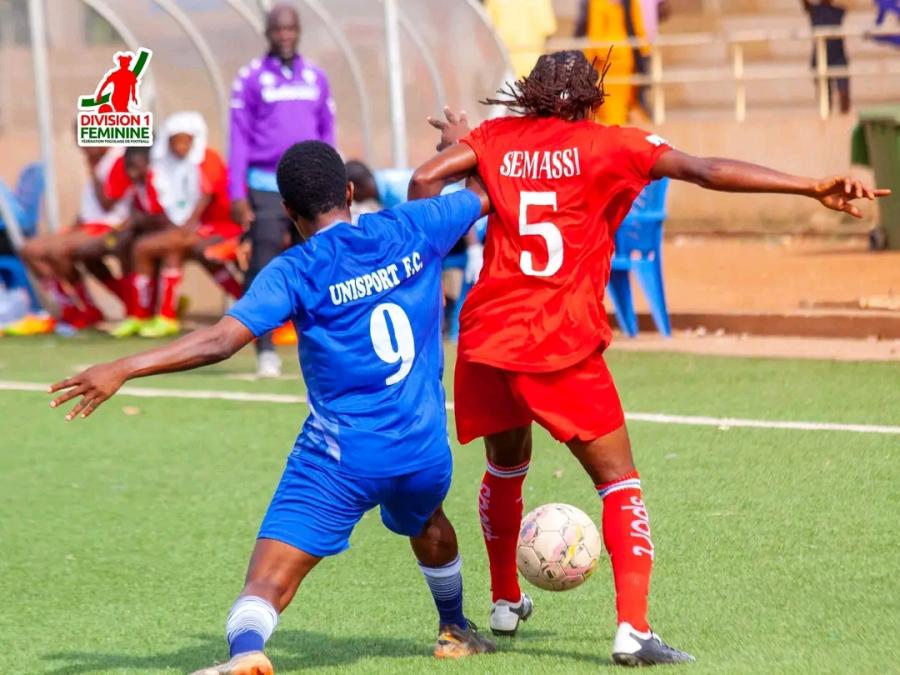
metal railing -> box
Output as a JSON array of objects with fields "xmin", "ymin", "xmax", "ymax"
[{"xmin": 544, "ymin": 25, "xmax": 900, "ymax": 123}]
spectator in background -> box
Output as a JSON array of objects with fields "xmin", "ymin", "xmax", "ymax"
[
  {"xmin": 11, "ymin": 143, "xmax": 129, "ymax": 335},
  {"xmin": 632, "ymin": 0, "xmax": 670, "ymax": 114},
  {"xmin": 112, "ymin": 112, "xmax": 243, "ymax": 339},
  {"xmin": 229, "ymin": 3, "xmax": 336, "ymax": 377},
  {"xmin": 577, "ymin": 0, "xmax": 641, "ymax": 125},
  {"xmin": 639, "ymin": 0, "xmax": 670, "ymax": 44},
  {"xmin": 345, "ymin": 160, "xmax": 382, "ymax": 223},
  {"xmin": 484, "ymin": 0, "xmax": 558, "ymax": 78},
  {"xmin": 802, "ymin": 0, "xmax": 851, "ymax": 114}
]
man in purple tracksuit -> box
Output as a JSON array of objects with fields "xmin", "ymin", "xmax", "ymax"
[{"xmin": 229, "ymin": 3, "xmax": 336, "ymax": 377}]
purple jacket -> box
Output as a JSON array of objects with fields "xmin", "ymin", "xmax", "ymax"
[{"xmin": 228, "ymin": 54, "xmax": 336, "ymax": 201}]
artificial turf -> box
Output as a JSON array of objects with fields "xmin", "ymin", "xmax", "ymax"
[{"xmin": 0, "ymin": 335, "xmax": 897, "ymax": 674}]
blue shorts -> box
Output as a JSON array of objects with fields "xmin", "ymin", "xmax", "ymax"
[{"xmin": 258, "ymin": 452, "xmax": 453, "ymax": 557}]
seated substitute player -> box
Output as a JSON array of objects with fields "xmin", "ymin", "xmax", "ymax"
[
  {"xmin": 15, "ymin": 143, "xmax": 129, "ymax": 333},
  {"xmin": 48, "ymin": 141, "xmax": 496, "ymax": 674},
  {"xmin": 410, "ymin": 51, "xmax": 889, "ymax": 666},
  {"xmin": 116, "ymin": 112, "xmax": 244, "ymax": 339}
]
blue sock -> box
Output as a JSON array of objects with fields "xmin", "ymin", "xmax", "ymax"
[
  {"xmin": 419, "ymin": 555, "xmax": 467, "ymax": 629},
  {"xmin": 226, "ymin": 595, "xmax": 279, "ymax": 657}
]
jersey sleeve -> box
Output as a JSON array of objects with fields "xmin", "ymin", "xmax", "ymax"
[
  {"xmin": 395, "ymin": 190, "xmax": 483, "ymax": 258},
  {"xmin": 199, "ymin": 149, "xmax": 228, "ymax": 196},
  {"xmin": 104, "ymin": 156, "xmax": 131, "ymax": 201},
  {"xmin": 460, "ymin": 121, "xmax": 489, "ymax": 159},
  {"xmin": 226, "ymin": 256, "xmax": 302, "ymax": 336},
  {"xmin": 611, "ymin": 127, "xmax": 673, "ymax": 188}
]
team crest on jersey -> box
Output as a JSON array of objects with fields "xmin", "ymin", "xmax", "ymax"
[{"xmin": 77, "ymin": 49, "xmax": 153, "ymax": 147}]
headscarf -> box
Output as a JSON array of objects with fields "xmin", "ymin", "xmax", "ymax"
[{"xmin": 151, "ymin": 111, "xmax": 208, "ymax": 226}]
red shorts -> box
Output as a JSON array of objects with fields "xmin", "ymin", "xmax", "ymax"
[
  {"xmin": 79, "ymin": 222, "xmax": 115, "ymax": 237},
  {"xmin": 454, "ymin": 349, "xmax": 625, "ymax": 445},
  {"xmin": 196, "ymin": 221, "xmax": 242, "ymax": 240}
]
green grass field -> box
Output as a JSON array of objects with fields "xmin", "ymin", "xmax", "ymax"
[{"xmin": 1, "ymin": 335, "xmax": 898, "ymax": 674}]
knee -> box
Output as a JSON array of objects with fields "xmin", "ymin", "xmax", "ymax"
[
  {"xmin": 20, "ymin": 239, "xmax": 44, "ymax": 263},
  {"xmin": 485, "ymin": 427, "xmax": 532, "ymax": 467},
  {"xmin": 133, "ymin": 235, "xmax": 153, "ymax": 255}
]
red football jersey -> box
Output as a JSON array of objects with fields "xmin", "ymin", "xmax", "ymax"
[
  {"xmin": 459, "ymin": 116, "xmax": 671, "ymax": 372},
  {"xmin": 105, "ymin": 156, "xmax": 163, "ymax": 215}
]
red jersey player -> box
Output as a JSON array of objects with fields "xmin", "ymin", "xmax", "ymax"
[{"xmin": 410, "ymin": 51, "xmax": 888, "ymax": 666}]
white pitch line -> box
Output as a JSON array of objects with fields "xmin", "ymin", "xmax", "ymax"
[
  {"xmin": 624, "ymin": 412, "xmax": 900, "ymax": 435},
  {"xmin": 2, "ymin": 380, "xmax": 898, "ymax": 435},
  {"xmin": 0, "ymin": 380, "xmax": 307, "ymax": 405}
]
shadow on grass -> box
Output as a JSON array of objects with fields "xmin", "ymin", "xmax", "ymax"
[{"xmin": 43, "ymin": 628, "xmax": 608, "ymax": 673}]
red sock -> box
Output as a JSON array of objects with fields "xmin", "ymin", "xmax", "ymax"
[
  {"xmin": 479, "ymin": 459, "xmax": 530, "ymax": 603},
  {"xmin": 158, "ymin": 268, "xmax": 183, "ymax": 319},
  {"xmin": 99, "ymin": 275, "xmax": 128, "ymax": 305},
  {"xmin": 212, "ymin": 266, "xmax": 243, "ymax": 299},
  {"xmin": 597, "ymin": 470, "xmax": 653, "ymax": 632},
  {"xmin": 126, "ymin": 273, "xmax": 153, "ymax": 319}
]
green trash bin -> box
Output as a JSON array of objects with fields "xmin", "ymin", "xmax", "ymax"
[{"xmin": 852, "ymin": 106, "xmax": 900, "ymax": 249}]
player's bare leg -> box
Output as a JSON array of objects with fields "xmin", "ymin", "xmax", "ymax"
[
  {"xmin": 481, "ymin": 426, "xmax": 535, "ymax": 636},
  {"xmin": 567, "ymin": 425, "xmax": 694, "ymax": 666},
  {"xmin": 18, "ymin": 233, "xmax": 103, "ymax": 328},
  {"xmin": 191, "ymin": 538, "xmax": 321, "ymax": 675},
  {"xmin": 410, "ymin": 507, "xmax": 496, "ymax": 658}
]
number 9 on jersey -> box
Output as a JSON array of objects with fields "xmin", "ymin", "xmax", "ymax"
[{"xmin": 369, "ymin": 302, "xmax": 415, "ymax": 385}]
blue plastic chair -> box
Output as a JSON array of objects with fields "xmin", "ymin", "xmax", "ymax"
[
  {"xmin": 607, "ymin": 178, "xmax": 671, "ymax": 337},
  {"xmin": 0, "ymin": 163, "xmax": 44, "ymax": 310},
  {"xmin": 14, "ymin": 163, "xmax": 45, "ymax": 236},
  {"xmin": 874, "ymin": 0, "xmax": 900, "ymax": 46}
]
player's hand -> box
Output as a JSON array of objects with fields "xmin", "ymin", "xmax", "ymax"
[
  {"xmin": 811, "ymin": 176, "xmax": 891, "ymax": 219},
  {"xmin": 427, "ymin": 107, "xmax": 471, "ymax": 152},
  {"xmin": 48, "ymin": 363, "xmax": 128, "ymax": 421},
  {"xmin": 232, "ymin": 198, "xmax": 255, "ymax": 230},
  {"xmin": 236, "ymin": 239, "xmax": 252, "ymax": 272}
]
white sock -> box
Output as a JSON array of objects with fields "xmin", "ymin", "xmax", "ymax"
[{"xmin": 225, "ymin": 595, "xmax": 278, "ymax": 656}]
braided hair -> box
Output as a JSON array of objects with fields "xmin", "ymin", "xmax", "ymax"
[{"xmin": 483, "ymin": 50, "xmax": 610, "ymax": 121}]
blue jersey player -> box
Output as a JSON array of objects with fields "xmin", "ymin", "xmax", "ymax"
[{"xmin": 49, "ymin": 141, "xmax": 496, "ymax": 674}]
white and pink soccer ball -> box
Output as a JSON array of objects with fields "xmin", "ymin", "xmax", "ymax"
[{"xmin": 516, "ymin": 503, "xmax": 602, "ymax": 591}]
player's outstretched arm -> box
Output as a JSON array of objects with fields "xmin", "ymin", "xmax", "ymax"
[
  {"xmin": 409, "ymin": 144, "xmax": 479, "ymax": 201},
  {"xmin": 48, "ymin": 317, "xmax": 254, "ymax": 421},
  {"xmin": 651, "ymin": 150, "xmax": 891, "ymax": 219}
]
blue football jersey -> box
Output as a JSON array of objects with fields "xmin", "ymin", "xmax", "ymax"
[{"xmin": 227, "ymin": 189, "xmax": 482, "ymax": 477}]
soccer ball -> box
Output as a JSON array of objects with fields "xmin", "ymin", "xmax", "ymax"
[{"xmin": 517, "ymin": 503, "xmax": 602, "ymax": 591}]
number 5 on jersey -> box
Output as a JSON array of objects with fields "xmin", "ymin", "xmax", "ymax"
[
  {"xmin": 519, "ymin": 191, "xmax": 563, "ymax": 277},
  {"xmin": 369, "ymin": 302, "xmax": 415, "ymax": 385}
]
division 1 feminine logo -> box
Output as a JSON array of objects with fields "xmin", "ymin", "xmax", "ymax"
[{"xmin": 77, "ymin": 48, "xmax": 153, "ymax": 147}]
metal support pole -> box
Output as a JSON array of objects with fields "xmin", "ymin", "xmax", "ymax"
[
  {"xmin": 153, "ymin": 0, "xmax": 230, "ymax": 142},
  {"xmin": 27, "ymin": 0, "xmax": 61, "ymax": 233},
  {"xmin": 815, "ymin": 35, "xmax": 829, "ymax": 120},
  {"xmin": 650, "ymin": 45, "xmax": 665, "ymax": 125},
  {"xmin": 383, "ymin": 0, "xmax": 408, "ymax": 168},
  {"xmin": 732, "ymin": 43, "xmax": 746, "ymax": 122}
]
